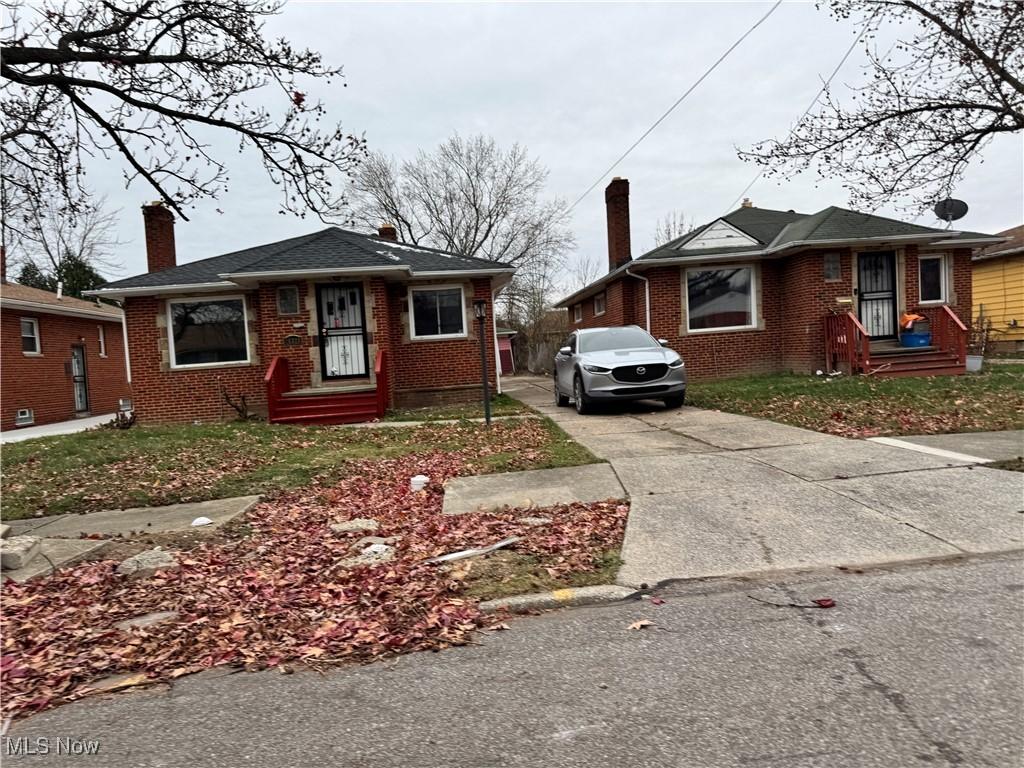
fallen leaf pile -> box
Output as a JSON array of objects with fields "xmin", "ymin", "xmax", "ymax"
[{"xmin": 0, "ymin": 425, "xmax": 628, "ymax": 719}]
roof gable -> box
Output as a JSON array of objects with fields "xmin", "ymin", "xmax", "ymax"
[{"xmin": 678, "ymin": 219, "xmax": 758, "ymax": 251}]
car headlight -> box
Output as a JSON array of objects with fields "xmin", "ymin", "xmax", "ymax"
[
  {"xmin": 583, "ymin": 364, "xmax": 611, "ymax": 373},
  {"xmin": 668, "ymin": 358, "xmax": 684, "ymax": 368}
]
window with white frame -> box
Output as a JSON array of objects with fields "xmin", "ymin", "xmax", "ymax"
[
  {"xmin": 594, "ymin": 292, "xmax": 607, "ymax": 316},
  {"xmin": 918, "ymin": 255, "xmax": 947, "ymax": 303},
  {"xmin": 15, "ymin": 408, "xmax": 34, "ymax": 426},
  {"xmin": 409, "ymin": 285, "xmax": 466, "ymax": 339},
  {"xmin": 685, "ymin": 266, "xmax": 757, "ymax": 332},
  {"xmin": 20, "ymin": 318, "xmax": 40, "ymax": 354},
  {"xmin": 277, "ymin": 285, "xmax": 300, "ymax": 315},
  {"xmin": 97, "ymin": 325, "xmax": 107, "ymax": 356},
  {"xmin": 167, "ymin": 296, "xmax": 250, "ymax": 368},
  {"xmin": 573, "ymin": 304, "xmax": 582, "ymax": 323}
]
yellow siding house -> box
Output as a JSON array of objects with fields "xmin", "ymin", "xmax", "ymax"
[{"xmin": 973, "ymin": 225, "xmax": 1023, "ymax": 353}]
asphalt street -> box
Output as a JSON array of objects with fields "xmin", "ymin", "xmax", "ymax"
[{"xmin": 7, "ymin": 552, "xmax": 1023, "ymax": 768}]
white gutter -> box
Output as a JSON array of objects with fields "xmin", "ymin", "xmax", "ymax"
[
  {"xmin": 84, "ymin": 281, "xmax": 235, "ymax": 298},
  {"xmin": 0, "ymin": 297, "xmax": 123, "ymax": 321},
  {"xmin": 121, "ymin": 311, "xmax": 132, "ymax": 384},
  {"xmin": 625, "ymin": 267, "xmax": 650, "ymax": 332}
]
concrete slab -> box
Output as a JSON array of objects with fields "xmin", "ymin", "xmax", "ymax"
[
  {"xmin": 881, "ymin": 430, "xmax": 1024, "ymax": 462},
  {"xmin": 822, "ymin": 467, "xmax": 1024, "ymax": 553},
  {"xmin": 616, "ymin": 483, "xmax": 959, "ymax": 587},
  {"xmin": 442, "ymin": 464, "xmax": 625, "ymax": 515},
  {"xmin": 549, "ymin": 417, "xmax": 658, "ymax": 437},
  {"xmin": 744, "ymin": 440, "xmax": 975, "ymax": 481},
  {"xmin": 573, "ymin": 430, "xmax": 712, "ymax": 459},
  {"xmin": 634, "ymin": 407, "xmax": 759, "ymax": 429},
  {"xmin": 671, "ymin": 419, "xmax": 836, "ymax": 450},
  {"xmin": 0, "ymin": 538, "xmax": 108, "ymax": 583},
  {"xmin": 610, "ymin": 452, "xmax": 804, "ymax": 496},
  {"xmin": 15, "ymin": 495, "xmax": 261, "ymax": 539}
]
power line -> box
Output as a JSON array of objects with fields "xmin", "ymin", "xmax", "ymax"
[
  {"xmin": 563, "ymin": 0, "xmax": 783, "ymax": 217},
  {"xmin": 723, "ymin": 26, "xmax": 867, "ymax": 214}
]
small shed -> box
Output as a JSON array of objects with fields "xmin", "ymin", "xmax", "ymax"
[{"xmin": 496, "ymin": 327, "xmax": 517, "ymax": 374}]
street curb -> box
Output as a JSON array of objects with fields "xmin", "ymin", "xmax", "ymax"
[{"xmin": 478, "ymin": 584, "xmax": 638, "ymax": 614}]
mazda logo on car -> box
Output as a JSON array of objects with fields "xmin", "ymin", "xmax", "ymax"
[{"xmin": 636, "ymin": 366, "xmax": 645, "ymax": 375}]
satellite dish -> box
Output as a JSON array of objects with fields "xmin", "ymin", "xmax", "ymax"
[{"xmin": 934, "ymin": 198, "xmax": 968, "ymax": 222}]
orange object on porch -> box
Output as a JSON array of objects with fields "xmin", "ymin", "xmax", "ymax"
[{"xmin": 900, "ymin": 312, "xmax": 925, "ymax": 330}]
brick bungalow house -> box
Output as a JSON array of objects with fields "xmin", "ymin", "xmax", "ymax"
[
  {"xmin": 1, "ymin": 254, "xmax": 130, "ymax": 431},
  {"xmin": 557, "ymin": 178, "xmax": 1004, "ymax": 378},
  {"xmin": 86, "ymin": 204, "xmax": 514, "ymax": 425}
]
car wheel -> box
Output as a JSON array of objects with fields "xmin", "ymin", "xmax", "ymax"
[
  {"xmin": 663, "ymin": 393, "xmax": 686, "ymax": 409},
  {"xmin": 554, "ymin": 377, "xmax": 570, "ymax": 407},
  {"xmin": 573, "ymin": 374, "xmax": 592, "ymax": 415}
]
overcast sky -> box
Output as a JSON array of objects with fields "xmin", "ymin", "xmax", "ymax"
[{"xmin": 90, "ymin": 0, "xmax": 1023, "ymax": 285}]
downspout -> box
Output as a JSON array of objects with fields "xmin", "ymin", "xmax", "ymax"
[
  {"xmin": 491, "ymin": 285, "xmax": 503, "ymax": 394},
  {"xmin": 120, "ymin": 303, "xmax": 132, "ymax": 383},
  {"xmin": 625, "ymin": 268, "xmax": 650, "ymax": 332}
]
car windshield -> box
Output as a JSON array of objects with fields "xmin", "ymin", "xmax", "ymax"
[{"xmin": 579, "ymin": 327, "xmax": 660, "ymax": 353}]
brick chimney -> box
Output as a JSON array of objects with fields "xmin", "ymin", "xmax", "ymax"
[
  {"xmin": 378, "ymin": 224, "xmax": 398, "ymax": 242},
  {"xmin": 142, "ymin": 202, "xmax": 176, "ymax": 273},
  {"xmin": 605, "ymin": 177, "xmax": 631, "ymax": 272}
]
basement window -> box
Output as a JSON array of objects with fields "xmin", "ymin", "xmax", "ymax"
[
  {"xmin": 167, "ymin": 296, "xmax": 250, "ymax": 368},
  {"xmin": 20, "ymin": 318, "xmax": 40, "ymax": 354},
  {"xmin": 119, "ymin": 398, "xmax": 134, "ymax": 412},
  {"xmin": 15, "ymin": 409, "xmax": 34, "ymax": 426}
]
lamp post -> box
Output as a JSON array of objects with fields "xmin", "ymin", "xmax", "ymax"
[{"xmin": 472, "ymin": 299, "xmax": 492, "ymax": 426}]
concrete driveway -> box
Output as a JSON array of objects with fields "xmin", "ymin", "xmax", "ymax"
[{"xmin": 503, "ymin": 377, "xmax": 1024, "ymax": 588}]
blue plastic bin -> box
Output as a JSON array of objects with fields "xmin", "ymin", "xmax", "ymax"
[{"xmin": 900, "ymin": 331, "xmax": 932, "ymax": 347}]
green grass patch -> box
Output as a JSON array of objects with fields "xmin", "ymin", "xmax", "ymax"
[
  {"xmin": 687, "ymin": 365, "xmax": 1024, "ymax": 438},
  {"xmin": 384, "ymin": 393, "xmax": 530, "ymax": 422},
  {"xmin": 461, "ymin": 549, "xmax": 623, "ymax": 602},
  {"xmin": 0, "ymin": 418, "xmax": 599, "ymax": 520}
]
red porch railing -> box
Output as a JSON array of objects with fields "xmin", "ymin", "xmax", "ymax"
[
  {"xmin": 824, "ymin": 310, "xmax": 871, "ymax": 374},
  {"xmin": 932, "ymin": 305, "xmax": 968, "ymax": 365},
  {"xmin": 264, "ymin": 355, "xmax": 290, "ymax": 423},
  {"xmin": 374, "ymin": 349, "xmax": 388, "ymax": 417}
]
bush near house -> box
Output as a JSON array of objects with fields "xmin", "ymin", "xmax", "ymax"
[{"xmin": 687, "ymin": 365, "xmax": 1024, "ymax": 438}]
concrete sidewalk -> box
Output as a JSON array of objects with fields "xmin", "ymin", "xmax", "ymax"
[
  {"xmin": 502, "ymin": 376, "xmax": 1024, "ymax": 588},
  {"xmin": 870, "ymin": 430, "xmax": 1023, "ymax": 462},
  {"xmin": 0, "ymin": 413, "xmax": 115, "ymax": 444}
]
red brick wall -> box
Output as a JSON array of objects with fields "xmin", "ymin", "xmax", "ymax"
[
  {"xmin": 124, "ymin": 294, "xmax": 265, "ymax": 425},
  {"xmin": 779, "ymin": 249, "xmax": 855, "ymax": 372},
  {"xmin": 2, "ymin": 310, "xmax": 129, "ymax": 430},
  {"xmin": 388, "ymin": 278, "xmax": 497, "ymax": 402},
  {"xmin": 255, "ymin": 282, "xmax": 315, "ymax": 391}
]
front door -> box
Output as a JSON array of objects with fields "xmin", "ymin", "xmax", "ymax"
[
  {"xmin": 857, "ymin": 251, "xmax": 898, "ymax": 339},
  {"xmin": 316, "ymin": 283, "xmax": 368, "ymax": 379},
  {"xmin": 71, "ymin": 344, "xmax": 89, "ymax": 413}
]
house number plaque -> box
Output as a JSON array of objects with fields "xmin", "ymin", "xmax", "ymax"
[{"xmin": 282, "ymin": 334, "xmax": 303, "ymax": 348}]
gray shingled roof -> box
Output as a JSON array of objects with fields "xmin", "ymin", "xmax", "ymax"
[
  {"xmin": 638, "ymin": 205, "xmax": 996, "ymax": 263},
  {"xmin": 95, "ymin": 227, "xmax": 513, "ymax": 293}
]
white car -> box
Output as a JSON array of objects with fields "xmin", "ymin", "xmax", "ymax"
[{"xmin": 553, "ymin": 326, "xmax": 687, "ymax": 415}]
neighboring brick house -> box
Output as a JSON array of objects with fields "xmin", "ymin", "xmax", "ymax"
[
  {"xmin": 972, "ymin": 225, "xmax": 1023, "ymax": 353},
  {"xmin": 557, "ymin": 178, "xmax": 1004, "ymax": 379},
  {"xmin": 1, "ymin": 257, "xmax": 130, "ymax": 431},
  {"xmin": 86, "ymin": 205, "xmax": 514, "ymax": 425}
]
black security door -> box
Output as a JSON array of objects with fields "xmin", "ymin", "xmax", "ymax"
[{"xmin": 857, "ymin": 252, "xmax": 898, "ymax": 339}]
